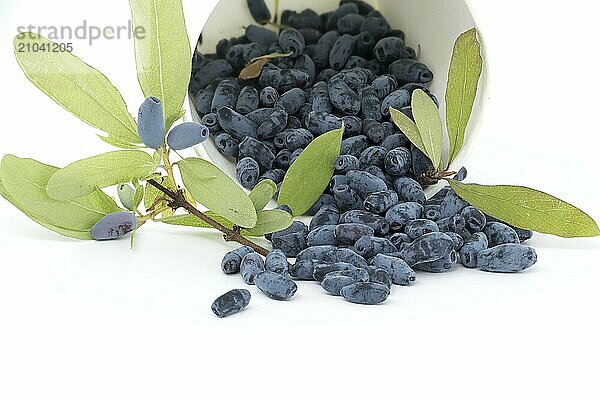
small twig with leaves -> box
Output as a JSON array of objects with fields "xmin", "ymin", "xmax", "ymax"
[{"xmin": 146, "ymin": 179, "xmax": 273, "ymax": 258}]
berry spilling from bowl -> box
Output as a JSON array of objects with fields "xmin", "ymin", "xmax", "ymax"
[{"xmin": 196, "ymin": 1, "xmax": 538, "ymax": 314}]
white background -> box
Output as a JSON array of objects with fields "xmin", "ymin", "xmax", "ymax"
[{"xmin": 1, "ymin": 1, "xmax": 599, "ymax": 399}]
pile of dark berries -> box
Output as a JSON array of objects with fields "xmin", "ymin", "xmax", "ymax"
[
  {"xmin": 189, "ymin": 0, "xmax": 436, "ymax": 190},
  {"xmin": 213, "ymin": 179, "xmax": 538, "ymax": 315},
  {"xmin": 199, "ymin": 1, "xmax": 538, "ymax": 316}
]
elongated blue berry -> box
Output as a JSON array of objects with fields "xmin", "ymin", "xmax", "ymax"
[
  {"xmin": 167, "ymin": 122, "xmax": 209, "ymax": 150},
  {"xmin": 240, "ymin": 253, "xmax": 265, "ymax": 284},
  {"xmin": 371, "ymin": 254, "xmax": 416, "ymax": 286},
  {"xmin": 483, "ymin": 222, "xmax": 520, "ymax": 246},
  {"xmin": 246, "ymin": 0, "xmax": 271, "ymax": 24},
  {"xmin": 354, "ymin": 236, "xmax": 397, "ymax": 259},
  {"xmin": 289, "ymin": 260, "xmax": 317, "ymax": 280},
  {"xmin": 91, "ymin": 212, "xmax": 137, "ymax": 241},
  {"xmin": 222, "ymin": 246, "xmax": 254, "ymax": 274},
  {"xmin": 313, "ymin": 261, "xmax": 355, "ymax": 282},
  {"xmin": 138, "ymin": 97, "xmax": 165, "ymax": 149},
  {"xmin": 321, "ymin": 268, "xmax": 369, "ymax": 296},
  {"xmin": 265, "ymin": 250, "xmax": 289, "ymax": 275},
  {"xmin": 459, "ymin": 232, "xmax": 488, "ymax": 268},
  {"xmin": 211, "ymin": 289, "xmax": 251, "ymax": 318},
  {"xmin": 476, "ymin": 244, "xmax": 537, "ymax": 273},
  {"xmin": 334, "ymin": 223, "xmax": 375, "ymax": 245},
  {"xmin": 341, "ymin": 282, "xmax": 389, "ymax": 305},
  {"xmin": 255, "ymin": 271, "xmax": 298, "ymax": 300}
]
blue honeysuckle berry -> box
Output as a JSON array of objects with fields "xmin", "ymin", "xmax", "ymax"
[
  {"xmin": 289, "ymin": 260, "xmax": 318, "ymax": 281},
  {"xmin": 166, "ymin": 122, "xmax": 209, "ymax": 150},
  {"xmin": 340, "ymin": 282, "xmax": 390, "ymax": 305},
  {"xmin": 211, "ymin": 289, "xmax": 251, "ymax": 318},
  {"xmin": 310, "ymin": 205, "xmax": 340, "ymax": 231},
  {"xmin": 483, "ymin": 222, "xmax": 521, "ymax": 247},
  {"xmin": 307, "ymin": 225, "xmax": 338, "ymax": 247},
  {"xmin": 240, "ymin": 253, "xmax": 265, "ymax": 285},
  {"xmin": 312, "ymin": 261, "xmax": 355, "ymax": 282},
  {"xmin": 255, "ymin": 271, "xmax": 298, "ymax": 300},
  {"xmin": 264, "ymin": 249, "xmax": 289, "ymax": 275},
  {"xmin": 337, "ymin": 13, "xmax": 365, "ymax": 35},
  {"xmin": 339, "ymin": 209, "xmax": 389, "ymax": 235},
  {"xmin": 404, "ymin": 219, "xmax": 440, "ymax": 240},
  {"xmin": 347, "ymin": 170, "xmax": 388, "ymax": 198},
  {"xmin": 326, "ymin": 3, "xmax": 360, "ymax": 31},
  {"xmin": 321, "ymin": 268, "xmax": 369, "ymax": 296},
  {"xmin": 354, "ymin": 236, "xmax": 397, "ymax": 259},
  {"xmin": 476, "ymin": 244, "xmax": 537, "ymax": 273},
  {"xmin": 402, "ymin": 232, "xmax": 455, "ymax": 268},
  {"xmin": 91, "ymin": 211, "xmax": 138, "ymax": 241},
  {"xmin": 371, "ymin": 254, "xmax": 416, "ymax": 286},
  {"xmin": 366, "ymin": 267, "xmax": 392, "ymax": 289},
  {"xmin": 138, "ymin": 96, "xmax": 165, "ymax": 149},
  {"xmin": 246, "ymin": 0, "xmax": 271, "ymax": 24},
  {"xmin": 459, "ymin": 232, "xmax": 489, "ymax": 268},
  {"xmin": 221, "ymin": 246, "xmax": 254, "ymax": 274},
  {"xmin": 334, "ymin": 223, "xmax": 375, "ymax": 245}
]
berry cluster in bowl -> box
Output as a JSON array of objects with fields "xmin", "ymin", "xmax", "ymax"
[{"xmin": 189, "ymin": 0, "xmax": 436, "ymax": 193}]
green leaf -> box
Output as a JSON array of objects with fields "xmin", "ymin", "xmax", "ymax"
[
  {"xmin": 157, "ymin": 209, "xmax": 291, "ymax": 237},
  {"xmin": 389, "ymin": 107, "xmax": 427, "ymax": 155},
  {"xmin": 412, "ymin": 89, "xmax": 444, "ymax": 169},
  {"xmin": 448, "ymin": 180, "xmax": 600, "ymax": 238},
  {"xmin": 249, "ymin": 179, "xmax": 277, "ymax": 211},
  {"xmin": 0, "ymin": 155, "xmax": 121, "ymax": 239},
  {"xmin": 14, "ymin": 33, "xmax": 141, "ymax": 148},
  {"xmin": 446, "ymin": 28, "xmax": 483, "ymax": 164},
  {"xmin": 178, "ymin": 158, "xmax": 257, "ymax": 228},
  {"xmin": 143, "ymin": 175, "xmax": 170, "ymax": 210},
  {"xmin": 133, "ymin": 185, "xmax": 145, "ymax": 210},
  {"xmin": 157, "ymin": 212, "xmax": 232, "ymax": 229},
  {"xmin": 47, "ymin": 150, "xmax": 159, "ymax": 201},
  {"xmin": 244, "ymin": 209, "xmax": 292, "ymax": 236},
  {"xmin": 129, "ymin": 0, "xmax": 192, "ymax": 130},
  {"xmin": 98, "ymin": 135, "xmax": 144, "ymax": 149},
  {"xmin": 278, "ymin": 126, "xmax": 344, "ymax": 216}
]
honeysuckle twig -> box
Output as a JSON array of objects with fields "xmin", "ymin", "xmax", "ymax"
[
  {"xmin": 146, "ymin": 179, "xmax": 273, "ymax": 257},
  {"xmin": 418, "ymin": 168, "xmax": 457, "ymax": 187}
]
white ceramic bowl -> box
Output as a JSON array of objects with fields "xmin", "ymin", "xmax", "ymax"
[{"xmin": 185, "ymin": 0, "xmax": 485, "ymax": 185}]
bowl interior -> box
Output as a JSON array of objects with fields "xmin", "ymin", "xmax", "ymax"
[{"xmin": 187, "ymin": 0, "xmax": 484, "ymax": 187}]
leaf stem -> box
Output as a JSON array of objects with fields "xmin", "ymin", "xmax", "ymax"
[
  {"xmin": 146, "ymin": 179, "xmax": 273, "ymax": 257},
  {"xmin": 161, "ymin": 146, "xmax": 178, "ymax": 190}
]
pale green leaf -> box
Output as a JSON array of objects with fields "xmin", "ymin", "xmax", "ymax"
[
  {"xmin": 133, "ymin": 185, "xmax": 145, "ymax": 210},
  {"xmin": 389, "ymin": 107, "xmax": 427, "ymax": 155},
  {"xmin": 0, "ymin": 155, "xmax": 121, "ymax": 239},
  {"xmin": 47, "ymin": 150, "xmax": 159, "ymax": 201},
  {"xmin": 244, "ymin": 209, "xmax": 292, "ymax": 236},
  {"xmin": 278, "ymin": 126, "xmax": 344, "ymax": 216},
  {"xmin": 129, "ymin": 0, "xmax": 192, "ymax": 130},
  {"xmin": 157, "ymin": 212, "xmax": 232, "ymax": 229},
  {"xmin": 14, "ymin": 33, "xmax": 141, "ymax": 148},
  {"xmin": 98, "ymin": 135, "xmax": 144, "ymax": 149},
  {"xmin": 446, "ymin": 28, "xmax": 483, "ymax": 164},
  {"xmin": 143, "ymin": 175, "xmax": 170, "ymax": 210},
  {"xmin": 412, "ymin": 89, "xmax": 444, "ymax": 169},
  {"xmin": 157, "ymin": 209, "xmax": 291, "ymax": 237},
  {"xmin": 448, "ymin": 180, "xmax": 600, "ymax": 238},
  {"xmin": 249, "ymin": 179, "xmax": 277, "ymax": 211},
  {"xmin": 178, "ymin": 158, "xmax": 257, "ymax": 228}
]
